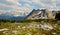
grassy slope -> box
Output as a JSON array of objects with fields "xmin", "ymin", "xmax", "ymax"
[{"xmin": 0, "ymin": 20, "xmax": 60, "ymax": 35}]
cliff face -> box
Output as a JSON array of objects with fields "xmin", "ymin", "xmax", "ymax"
[{"xmin": 26, "ymin": 9, "xmax": 57, "ymax": 19}]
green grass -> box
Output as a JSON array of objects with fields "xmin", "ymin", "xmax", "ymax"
[{"xmin": 0, "ymin": 20, "xmax": 60, "ymax": 35}]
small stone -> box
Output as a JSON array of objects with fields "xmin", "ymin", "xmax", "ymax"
[
  {"xmin": 12, "ymin": 30, "xmax": 18, "ymax": 34},
  {"xmin": 52, "ymin": 32, "xmax": 56, "ymax": 35}
]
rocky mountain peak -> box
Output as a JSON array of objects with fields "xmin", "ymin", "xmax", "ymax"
[{"xmin": 26, "ymin": 9, "xmax": 57, "ymax": 19}]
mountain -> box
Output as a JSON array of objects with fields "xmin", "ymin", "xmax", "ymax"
[
  {"xmin": 26, "ymin": 9, "xmax": 58, "ymax": 19},
  {"xmin": 0, "ymin": 14, "xmax": 25, "ymax": 21},
  {"xmin": 0, "ymin": 9, "xmax": 59, "ymax": 20}
]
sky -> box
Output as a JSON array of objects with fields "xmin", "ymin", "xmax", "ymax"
[{"xmin": 0, "ymin": 0, "xmax": 60, "ymax": 16}]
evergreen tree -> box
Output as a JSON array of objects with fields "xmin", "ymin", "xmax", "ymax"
[{"xmin": 55, "ymin": 12, "xmax": 60, "ymax": 20}]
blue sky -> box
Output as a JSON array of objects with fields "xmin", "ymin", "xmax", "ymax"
[{"xmin": 0, "ymin": 0, "xmax": 60, "ymax": 16}]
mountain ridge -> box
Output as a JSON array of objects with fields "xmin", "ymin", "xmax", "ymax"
[{"xmin": 26, "ymin": 9, "xmax": 59, "ymax": 19}]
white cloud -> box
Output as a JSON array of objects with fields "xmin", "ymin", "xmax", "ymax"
[
  {"xmin": 0, "ymin": 4, "xmax": 6, "ymax": 7},
  {"xmin": 0, "ymin": 0, "xmax": 33, "ymax": 16},
  {"xmin": 6, "ymin": 0, "xmax": 21, "ymax": 6},
  {"xmin": 0, "ymin": 0, "xmax": 60, "ymax": 16}
]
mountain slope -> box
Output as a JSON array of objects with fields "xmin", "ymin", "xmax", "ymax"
[
  {"xmin": 0, "ymin": 14, "xmax": 25, "ymax": 21},
  {"xmin": 26, "ymin": 9, "xmax": 57, "ymax": 19}
]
